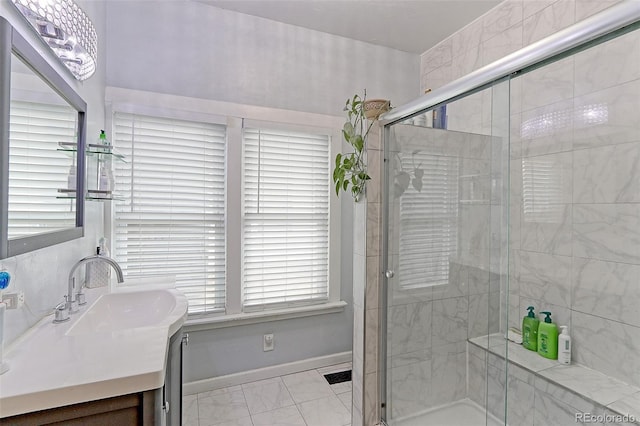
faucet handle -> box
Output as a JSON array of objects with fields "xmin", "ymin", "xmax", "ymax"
[
  {"xmin": 55, "ymin": 297, "xmax": 67, "ymax": 310},
  {"xmin": 53, "ymin": 297, "xmax": 70, "ymax": 323}
]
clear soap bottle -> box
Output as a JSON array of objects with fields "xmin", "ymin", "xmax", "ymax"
[{"xmin": 67, "ymin": 165, "xmax": 76, "ymax": 191}]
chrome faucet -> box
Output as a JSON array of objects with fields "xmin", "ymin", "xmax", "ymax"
[{"xmin": 54, "ymin": 255, "xmax": 124, "ymax": 323}]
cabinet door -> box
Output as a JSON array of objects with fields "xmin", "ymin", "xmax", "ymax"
[{"xmin": 164, "ymin": 328, "xmax": 184, "ymax": 426}]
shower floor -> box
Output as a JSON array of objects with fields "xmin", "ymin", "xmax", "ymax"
[{"xmin": 390, "ymin": 398, "xmax": 504, "ymax": 426}]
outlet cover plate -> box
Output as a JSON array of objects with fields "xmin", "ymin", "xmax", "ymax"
[{"xmin": 263, "ymin": 333, "xmax": 274, "ymax": 351}]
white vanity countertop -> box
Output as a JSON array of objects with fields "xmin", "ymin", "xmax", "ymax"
[{"xmin": 0, "ymin": 286, "xmax": 188, "ymax": 418}]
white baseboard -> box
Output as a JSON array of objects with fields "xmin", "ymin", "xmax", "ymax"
[{"xmin": 184, "ymin": 351, "xmax": 352, "ymax": 395}]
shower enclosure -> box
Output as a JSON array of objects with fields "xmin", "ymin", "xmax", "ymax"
[{"xmin": 379, "ymin": 3, "xmax": 640, "ymax": 425}]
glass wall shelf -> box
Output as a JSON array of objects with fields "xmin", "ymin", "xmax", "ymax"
[
  {"xmin": 86, "ymin": 189, "xmax": 123, "ymax": 201},
  {"xmin": 57, "ymin": 141, "xmax": 126, "ymax": 162},
  {"xmin": 56, "ymin": 141, "xmax": 125, "ymax": 201},
  {"xmin": 56, "ymin": 189, "xmax": 77, "ymax": 199}
]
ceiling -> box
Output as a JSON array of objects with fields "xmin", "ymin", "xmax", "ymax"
[{"xmin": 194, "ymin": 0, "xmax": 501, "ymax": 54}]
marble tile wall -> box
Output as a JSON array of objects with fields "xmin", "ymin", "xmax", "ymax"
[
  {"xmin": 420, "ymin": 0, "xmax": 640, "ymax": 394},
  {"xmin": 421, "ymin": 0, "xmax": 623, "ymax": 95},
  {"xmin": 381, "ymin": 124, "xmax": 502, "ymax": 423},
  {"xmin": 467, "ymin": 340, "xmax": 640, "ymax": 425},
  {"xmin": 352, "ymin": 198, "xmax": 365, "ymax": 426},
  {"xmin": 513, "ymin": 16, "xmax": 640, "ymax": 389},
  {"xmin": 352, "ymin": 125, "xmax": 382, "ymax": 426}
]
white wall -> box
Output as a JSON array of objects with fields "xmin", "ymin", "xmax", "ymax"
[
  {"xmin": 0, "ymin": 1, "xmax": 107, "ymax": 345},
  {"xmin": 104, "ymin": 0, "xmax": 418, "ymax": 382},
  {"xmin": 105, "ymin": 0, "xmax": 419, "ymax": 117}
]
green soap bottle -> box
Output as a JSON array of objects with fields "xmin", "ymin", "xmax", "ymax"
[
  {"xmin": 99, "ymin": 129, "xmax": 109, "ymax": 145},
  {"xmin": 522, "ymin": 306, "xmax": 540, "ymax": 351},
  {"xmin": 537, "ymin": 311, "xmax": 559, "ymax": 359}
]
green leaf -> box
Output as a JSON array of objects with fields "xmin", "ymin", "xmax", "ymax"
[
  {"xmin": 353, "ymin": 135, "xmax": 364, "ymax": 152},
  {"xmin": 343, "ymin": 122, "xmax": 354, "ymax": 137},
  {"xmin": 335, "ymin": 91, "xmax": 371, "ymax": 200}
]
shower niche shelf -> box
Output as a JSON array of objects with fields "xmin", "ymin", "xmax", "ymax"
[{"xmin": 468, "ymin": 334, "xmax": 640, "ymax": 422}]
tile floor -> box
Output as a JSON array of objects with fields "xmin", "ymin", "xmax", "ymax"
[{"xmin": 183, "ymin": 363, "xmax": 352, "ymax": 426}]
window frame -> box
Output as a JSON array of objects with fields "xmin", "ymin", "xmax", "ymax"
[
  {"xmin": 111, "ymin": 110, "xmax": 228, "ymax": 314},
  {"xmin": 240, "ymin": 121, "xmax": 334, "ymax": 311},
  {"xmin": 105, "ymin": 88, "xmax": 342, "ymax": 320}
]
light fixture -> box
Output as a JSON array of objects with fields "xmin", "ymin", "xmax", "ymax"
[{"xmin": 11, "ymin": 0, "xmax": 97, "ymax": 81}]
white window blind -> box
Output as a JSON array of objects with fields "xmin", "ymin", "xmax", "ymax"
[
  {"xmin": 398, "ymin": 153, "xmax": 459, "ymax": 289},
  {"xmin": 8, "ymin": 100, "xmax": 77, "ymax": 238},
  {"xmin": 243, "ymin": 127, "xmax": 330, "ymax": 310},
  {"xmin": 113, "ymin": 112, "xmax": 226, "ymax": 314}
]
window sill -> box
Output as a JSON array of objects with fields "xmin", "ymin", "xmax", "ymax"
[{"xmin": 183, "ymin": 300, "xmax": 348, "ymax": 332}]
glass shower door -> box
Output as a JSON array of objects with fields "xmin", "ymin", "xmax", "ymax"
[{"xmin": 381, "ymin": 80, "xmax": 510, "ymax": 426}]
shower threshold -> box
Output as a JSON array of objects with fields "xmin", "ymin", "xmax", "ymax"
[{"xmin": 390, "ymin": 398, "xmax": 504, "ymax": 426}]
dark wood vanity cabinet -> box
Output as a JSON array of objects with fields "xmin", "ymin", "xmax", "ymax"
[{"xmin": 1, "ymin": 390, "xmax": 159, "ymax": 425}]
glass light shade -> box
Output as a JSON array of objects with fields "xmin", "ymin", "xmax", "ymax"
[{"xmin": 11, "ymin": 0, "xmax": 97, "ymax": 81}]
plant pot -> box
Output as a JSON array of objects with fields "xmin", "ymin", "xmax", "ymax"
[{"xmin": 363, "ymin": 99, "xmax": 391, "ymax": 120}]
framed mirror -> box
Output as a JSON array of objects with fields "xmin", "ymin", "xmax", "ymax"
[{"xmin": 0, "ymin": 17, "xmax": 86, "ymax": 259}]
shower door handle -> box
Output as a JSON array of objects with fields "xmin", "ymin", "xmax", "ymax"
[{"xmin": 384, "ymin": 270, "xmax": 395, "ymax": 279}]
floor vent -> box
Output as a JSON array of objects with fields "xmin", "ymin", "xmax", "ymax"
[{"xmin": 324, "ymin": 370, "xmax": 352, "ymax": 385}]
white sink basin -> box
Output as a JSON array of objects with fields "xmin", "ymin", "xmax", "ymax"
[{"xmin": 66, "ymin": 288, "xmax": 188, "ymax": 336}]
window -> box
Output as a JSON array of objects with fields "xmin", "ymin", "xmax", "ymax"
[
  {"xmin": 111, "ymin": 106, "xmax": 337, "ymax": 318},
  {"xmin": 8, "ymin": 100, "xmax": 77, "ymax": 238},
  {"xmin": 398, "ymin": 152, "xmax": 459, "ymax": 289},
  {"xmin": 113, "ymin": 113, "xmax": 227, "ymax": 313},
  {"xmin": 243, "ymin": 128, "xmax": 330, "ymax": 310}
]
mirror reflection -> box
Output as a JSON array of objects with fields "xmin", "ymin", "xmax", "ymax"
[{"xmin": 8, "ymin": 53, "xmax": 78, "ymax": 240}]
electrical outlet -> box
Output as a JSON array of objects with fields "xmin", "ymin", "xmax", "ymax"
[
  {"xmin": 2, "ymin": 291, "xmax": 24, "ymax": 309},
  {"xmin": 263, "ymin": 333, "xmax": 274, "ymax": 352}
]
